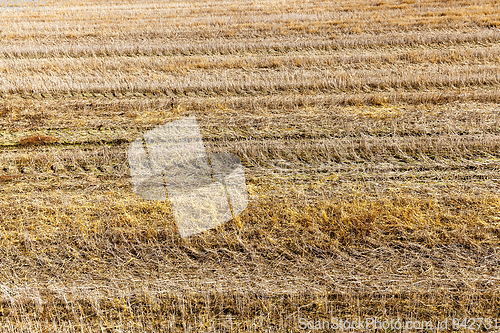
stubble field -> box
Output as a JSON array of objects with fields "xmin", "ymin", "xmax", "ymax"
[{"xmin": 1, "ymin": 0, "xmax": 500, "ymax": 331}]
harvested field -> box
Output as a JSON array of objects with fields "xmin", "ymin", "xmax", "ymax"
[{"xmin": 1, "ymin": 0, "xmax": 500, "ymax": 331}]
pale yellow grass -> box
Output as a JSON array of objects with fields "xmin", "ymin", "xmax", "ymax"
[{"xmin": 0, "ymin": 0, "xmax": 500, "ymax": 331}]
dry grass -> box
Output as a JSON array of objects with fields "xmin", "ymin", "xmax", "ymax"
[
  {"xmin": 0, "ymin": 0, "xmax": 500, "ymax": 331},
  {"xmin": 18, "ymin": 135, "xmax": 58, "ymax": 146}
]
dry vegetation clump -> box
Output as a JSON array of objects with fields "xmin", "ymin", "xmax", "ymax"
[
  {"xmin": 0, "ymin": 0, "xmax": 500, "ymax": 331},
  {"xmin": 18, "ymin": 135, "xmax": 57, "ymax": 146},
  {"xmin": 0, "ymin": 175, "xmax": 21, "ymax": 182}
]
